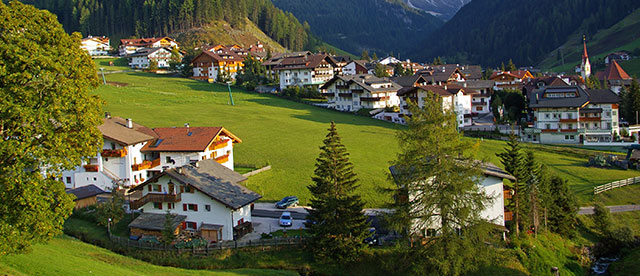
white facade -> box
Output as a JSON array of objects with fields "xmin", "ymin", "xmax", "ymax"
[
  {"xmin": 526, "ymin": 104, "xmax": 619, "ymax": 144},
  {"xmin": 153, "ymin": 138, "xmax": 235, "ymax": 171},
  {"xmin": 324, "ymin": 78, "xmax": 400, "ymax": 112},
  {"xmin": 138, "ymin": 174, "xmax": 252, "ymax": 241},
  {"xmin": 128, "ymin": 48, "xmax": 173, "ymax": 69},
  {"xmin": 81, "ymin": 37, "xmax": 111, "ymax": 56},
  {"xmin": 278, "ymin": 66, "xmax": 334, "ymax": 90}
]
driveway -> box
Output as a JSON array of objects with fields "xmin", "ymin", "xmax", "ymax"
[{"xmin": 578, "ymin": 204, "xmax": 640, "ymax": 215}]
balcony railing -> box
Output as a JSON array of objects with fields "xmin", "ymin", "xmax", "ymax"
[
  {"xmin": 129, "ymin": 193, "xmax": 181, "ymax": 210},
  {"xmin": 215, "ymin": 154, "xmax": 230, "ymax": 164},
  {"xmin": 211, "ymin": 139, "xmax": 229, "ymax": 150},
  {"xmin": 150, "ymin": 158, "xmax": 161, "ymax": 168},
  {"xmin": 361, "ymin": 97, "xmax": 389, "ymax": 102},
  {"xmin": 541, "ymin": 129, "xmax": 558, "ymax": 133},
  {"xmin": 83, "ymin": 164, "xmax": 99, "ymax": 172},
  {"xmin": 580, "ymin": 117, "xmax": 601, "ymax": 122},
  {"xmin": 101, "ymin": 148, "xmax": 127, "ymax": 157},
  {"xmin": 559, "ymin": 118, "xmax": 578, "ymax": 123},
  {"xmin": 338, "ymin": 93, "xmax": 352, "ymax": 97},
  {"xmin": 335, "ymin": 85, "xmax": 349, "ymax": 89},
  {"xmin": 132, "ymin": 160, "xmax": 152, "ymax": 171}
]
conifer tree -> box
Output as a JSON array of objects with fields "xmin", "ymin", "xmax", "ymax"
[
  {"xmin": 371, "ymin": 52, "xmax": 379, "ymax": 61},
  {"xmin": 306, "ymin": 122, "xmax": 369, "ymax": 264},
  {"xmin": 507, "ymin": 59, "xmax": 517, "ymax": 71},
  {"xmin": 587, "ymin": 75, "xmax": 602, "ymax": 89},
  {"xmin": 536, "ymin": 164, "xmax": 552, "ymax": 232},
  {"xmin": 361, "ymin": 50, "xmax": 370, "ymax": 61},
  {"xmin": 522, "ymin": 151, "xmax": 540, "ymax": 235},
  {"xmin": 592, "ymin": 202, "xmax": 612, "ymax": 236},
  {"xmin": 496, "ymin": 134, "xmax": 527, "ymax": 235},
  {"xmin": 547, "ymin": 175, "xmax": 578, "ymax": 237},
  {"xmin": 386, "ymin": 96, "xmax": 492, "ymax": 275}
]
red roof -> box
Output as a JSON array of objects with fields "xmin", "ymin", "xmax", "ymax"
[
  {"xmin": 599, "ymin": 60, "xmax": 631, "ymax": 81},
  {"xmin": 490, "ymin": 70, "xmax": 531, "ymax": 80},
  {"xmin": 582, "ymin": 37, "xmax": 589, "ymax": 62},
  {"xmin": 141, "ymin": 127, "xmax": 241, "ymax": 152},
  {"xmin": 120, "ymin": 37, "xmax": 175, "ymax": 47}
]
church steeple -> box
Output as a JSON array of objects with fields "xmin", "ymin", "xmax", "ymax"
[{"xmin": 581, "ymin": 35, "xmax": 591, "ymax": 80}]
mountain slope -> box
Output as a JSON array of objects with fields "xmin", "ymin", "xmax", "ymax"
[
  {"xmin": 271, "ymin": 0, "xmax": 443, "ymax": 57},
  {"xmin": 411, "ymin": 0, "xmax": 640, "ymax": 67},
  {"xmin": 540, "ymin": 8, "xmax": 640, "ymax": 73},
  {"xmin": 404, "ymin": 0, "xmax": 471, "ymax": 20}
]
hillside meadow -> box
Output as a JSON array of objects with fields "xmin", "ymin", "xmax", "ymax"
[{"xmin": 94, "ymin": 72, "xmax": 640, "ymax": 207}]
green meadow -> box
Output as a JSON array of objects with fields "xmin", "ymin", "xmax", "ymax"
[{"xmin": 94, "ymin": 72, "xmax": 640, "ymax": 207}]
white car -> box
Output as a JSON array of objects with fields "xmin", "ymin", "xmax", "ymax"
[{"xmin": 279, "ymin": 211, "xmax": 293, "ymax": 227}]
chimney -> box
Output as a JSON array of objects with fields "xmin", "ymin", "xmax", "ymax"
[
  {"xmin": 126, "ymin": 118, "xmax": 133, "ymax": 129},
  {"xmin": 104, "ymin": 112, "xmax": 111, "ymax": 119},
  {"xmin": 177, "ymin": 167, "xmax": 183, "ymax": 175}
]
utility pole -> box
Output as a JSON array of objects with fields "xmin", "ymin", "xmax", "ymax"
[{"xmin": 100, "ymin": 68, "xmax": 106, "ymax": 85}]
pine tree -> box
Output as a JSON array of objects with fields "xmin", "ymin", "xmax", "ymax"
[
  {"xmin": 592, "ymin": 202, "xmax": 612, "ymax": 236},
  {"xmin": 547, "ymin": 175, "xmax": 578, "ymax": 237},
  {"xmin": 496, "ymin": 134, "xmax": 527, "ymax": 235},
  {"xmin": 386, "ymin": 96, "xmax": 492, "ymax": 275},
  {"xmin": 507, "ymin": 59, "xmax": 517, "ymax": 72},
  {"xmin": 522, "ymin": 151, "xmax": 540, "ymax": 236},
  {"xmin": 536, "ymin": 164, "xmax": 552, "ymax": 232},
  {"xmin": 306, "ymin": 122, "xmax": 369, "ymax": 264},
  {"xmin": 587, "ymin": 75, "xmax": 602, "ymax": 89},
  {"xmin": 371, "ymin": 52, "xmax": 378, "ymax": 61},
  {"xmin": 161, "ymin": 212, "xmax": 177, "ymax": 246},
  {"xmin": 361, "ymin": 50, "xmax": 370, "ymax": 61}
]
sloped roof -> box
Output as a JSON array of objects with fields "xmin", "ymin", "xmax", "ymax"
[
  {"xmin": 98, "ymin": 116, "xmax": 157, "ymax": 146},
  {"xmin": 599, "ymin": 60, "xmax": 631, "ymax": 81},
  {"xmin": 460, "ymin": 65, "xmax": 482, "ymax": 80},
  {"xmin": 391, "ymin": 75, "xmax": 429, "ymax": 88},
  {"xmin": 128, "ymin": 213, "xmax": 186, "ymax": 231},
  {"xmin": 465, "ymin": 80, "xmax": 495, "ymax": 89},
  {"xmin": 120, "ymin": 37, "xmax": 175, "ymax": 47},
  {"xmin": 127, "ymin": 47, "xmax": 168, "ymax": 57},
  {"xmin": 135, "ymin": 160, "xmax": 261, "ymax": 210},
  {"xmin": 445, "ymin": 83, "xmax": 479, "ymax": 95},
  {"xmin": 274, "ymin": 54, "xmax": 331, "ymax": 70},
  {"xmin": 66, "ymin": 185, "xmax": 108, "ymax": 200},
  {"xmin": 397, "ymin": 85, "xmax": 451, "ymax": 97},
  {"xmin": 320, "ymin": 74, "xmax": 401, "ymax": 93},
  {"xmin": 141, "ymin": 127, "xmax": 241, "ymax": 153},
  {"xmin": 388, "ymin": 162, "xmax": 515, "ymax": 182},
  {"xmin": 529, "ymin": 86, "xmax": 590, "ymax": 108},
  {"xmin": 490, "ymin": 70, "xmax": 531, "ymax": 80},
  {"xmin": 586, "ymin": 89, "xmax": 620, "ymax": 104}
]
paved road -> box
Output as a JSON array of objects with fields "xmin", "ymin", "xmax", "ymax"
[{"xmin": 578, "ymin": 205, "xmax": 640, "ymax": 215}]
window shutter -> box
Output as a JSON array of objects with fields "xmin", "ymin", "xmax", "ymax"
[
  {"xmin": 183, "ymin": 204, "xmax": 187, "ymax": 211},
  {"xmin": 194, "ymin": 204, "xmax": 198, "ymax": 211},
  {"xmin": 180, "ymin": 186, "xmax": 184, "ymax": 193},
  {"xmin": 158, "ymin": 203, "xmax": 163, "ymax": 210},
  {"xmin": 147, "ymin": 185, "xmax": 151, "ymax": 192},
  {"xmin": 181, "ymin": 221, "xmax": 186, "ymax": 229}
]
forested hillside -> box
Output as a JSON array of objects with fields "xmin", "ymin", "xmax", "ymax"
[
  {"xmin": 272, "ymin": 0, "xmax": 443, "ymax": 57},
  {"xmin": 411, "ymin": 0, "xmax": 640, "ymax": 66},
  {"xmin": 21, "ymin": 0, "xmax": 321, "ymax": 51}
]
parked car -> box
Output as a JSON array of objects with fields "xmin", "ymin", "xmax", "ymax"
[
  {"xmin": 275, "ymin": 196, "xmax": 299, "ymax": 209},
  {"xmin": 279, "ymin": 211, "xmax": 293, "ymax": 227},
  {"xmin": 363, "ymin": 227, "xmax": 379, "ymax": 246}
]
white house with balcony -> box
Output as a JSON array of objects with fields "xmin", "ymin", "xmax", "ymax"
[
  {"xmin": 61, "ymin": 115, "xmax": 241, "ymax": 191},
  {"xmin": 320, "ymin": 74, "xmax": 402, "ymax": 112},
  {"xmin": 128, "ymin": 48, "xmax": 179, "ymax": 69},
  {"xmin": 80, "ymin": 36, "xmax": 111, "ymax": 56},
  {"xmin": 274, "ymin": 54, "xmax": 334, "ymax": 90},
  {"xmin": 128, "ymin": 159, "xmax": 261, "ymax": 242},
  {"xmin": 525, "ymin": 86, "xmax": 620, "ymax": 144},
  {"xmin": 397, "ymin": 84, "xmax": 476, "ymax": 127},
  {"xmin": 389, "ymin": 162, "xmax": 515, "ymax": 238}
]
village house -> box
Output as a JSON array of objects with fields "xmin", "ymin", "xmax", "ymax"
[
  {"xmin": 389, "ymin": 162, "xmax": 515, "ymax": 238},
  {"xmin": 328, "ymin": 56, "xmax": 352, "ymax": 76},
  {"xmin": 595, "ymin": 59, "xmax": 633, "ymax": 94},
  {"xmin": 80, "ymin": 36, "xmax": 111, "ymax": 56},
  {"xmin": 128, "ymin": 47, "xmax": 179, "ymax": 69},
  {"xmin": 128, "ymin": 159, "xmax": 261, "ymax": 242},
  {"xmin": 62, "ymin": 115, "xmax": 240, "ymax": 191},
  {"xmin": 321, "ymin": 74, "xmax": 402, "ymax": 112},
  {"xmin": 66, "ymin": 184, "xmax": 110, "ymax": 210},
  {"xmin": 119, "ymin": 37, "xmax": 179, "ymax": 56},
  {"xmin": 490, "ymin": 70, "xmax": 534, "ymax": 91},
  {"xmin": 605, "ymin": 51, "xmax": 631, "ymax": 64},
  {"xmin": 274, "ymin": 53, "xmax": 335, "ymax": 90},
  {"xmin": 191, "ymin": 49, "xmax": 244, "ymax": 82},
  {"xmin": 391, "ymin": 75, "xmax": 430, "ymax": 88},
  {"xmin": 342, "ymin": 60, "xmax": 370, "ymax": 75},
  {"xmin": 419, "ymin": 64, "xmax": 467, "ymax": 86},
  {"xmin": 464, "ymin": 80, "xmax": 494, "ymax": 114},
  {"xmin": 262, "ymin": 51, "xmax": 311, "ymax": 80},
  {"xmin": 377, "ymin": 56, "xmax": 401, "ymax": 65},
  {"xmin": 397, "ymin": 84, "xmax": 477, "ymax": 127},
  {"xmin": 459, "ymin": 65, "xmax": 483, "ymax": 81},
  {"xmin": 524, "ymin": 85, "xmax": 620, "ymax": 144}
]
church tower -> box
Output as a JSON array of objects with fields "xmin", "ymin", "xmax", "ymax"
[{"xmin": 581, "ymin": 35, "xmax": 591, "ymax": 80}]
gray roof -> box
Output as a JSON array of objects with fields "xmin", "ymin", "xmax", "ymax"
[
  {"xmin": 128, "ymin": 213, "xmax": 186, "ymax": 231},
  {"xmin": 127, "ymin": 47, "xmax": 167, "ymax": 57},
  {"xmin": 99, "ymin": 116, "xmax": 157, "ymax": 145},
  {"xmin": 465, "ymin": 80, "xmax": 495, "ymax": 89},
  {"xmin": 320, "ymin": 74, "xmax": 402, "ymax": 93},
  {"xmin": 67, "ymin": 185, "xmax": 108, "ymax": 200},
  {"xmin": 389, "ymin": 162, "xmax": 515, "ymax": 182},
  {"xmin": 460, "ymin": 65, "xmax": 482, "ymax": 80},
  {"xmin": 201, "ymin": 223, "xmax": 224, "ymax": 230},
  {"xmin": 528, "ymin": 86, "xmax": 590, "ymax": 108},
  {"xmin": 137, "ymin": 160, "xmax": 261, "ymax": 210},
  {"xmin": 587, "ymin": 89, "xmax": 620, "ymax": 104},
  {"xmin": 391, "ymin": 75, "xmax": 429, "ymax": 88}
]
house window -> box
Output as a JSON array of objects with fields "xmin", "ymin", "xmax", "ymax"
[
  {"xmin": 205, "ymin": 205, "xmax": 211, "ymax": 212},
  {"xmin": 166, "ymin": 156, "xmax": 172, "ymax": 164},
  {"xmin": 153, "ymin": 202, "xmax": 163, "ymax": 209},
  {"xmin": 185, "ymin": 221, "xmax": 197, "ymax": 230},
  {"xmin": 425, "ymin": 229, "xmax": 437, "ymax": 237},
  {"xmin": 545, "ymin": 113, "xmax": 550, "ymax": 119},
  {"xmin": 152, "ymin": 184, "xmax": 161, "ymax": 192},
  {"xmin": 613, "ymin": 110, "xmax": 617, "ymax": 116},
  {"xmin": 167, "ymin": 203, "xmax": 174, "ymax": 209},
  {"xmin": 183, "ymin": 203, "xmax": 198, "ymax": 211},
  {"xmin": 545, "ymin": 124, "xmax": 551, "ymax": 129},
  {"xmin": 111, "ymin": 143, "xmax": 116, "ymax": 150},
  {"xmin": 66, "ymin": 177, "xmax": 71, "ymax": 184}
]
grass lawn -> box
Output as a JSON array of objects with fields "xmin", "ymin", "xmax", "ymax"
[
  {"xmin": 0, "ymin": 236, "xmax": 296, "ymax": 276},
  {"xmin": 93, "ymin": 72, "xmax": 640, "ymax": 207},
  {"xmin": 94, "ymin": 57, "xmax": 131, "ymax": 72}
]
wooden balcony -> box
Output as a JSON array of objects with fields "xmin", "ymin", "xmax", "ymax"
[
  {"xmin": 541, "ymin": 129, "xmax": 558, "ymax": 133},
  {"xmin": 338, "ymin": 93, "xmax": 352, "ymax": 97},
  {"xmin": 210, "ymin": 139, "xmax": 229, "ymax": 150},
  {"xmin": 559, "ymin": 118, "xmax": 578, "ymax": 123},
  {"xmin": 150, "ymin": 158, "xmax": 161, "ymax": 168},
  {"xmin": 83, "ymin": 164, "xmax": 99, "ymax": 172},
  {"xmin": 335, "ymin": 85, "xmax": 349, "ymax": 89},
  {"xmin": 215, "ymin": 154, "xmax": 230, "ymax": 164},
  {"xmin": 129, "ymin": 193, "xmax": 181, "ymax": 210},
  {"xmin": 580, "ymin": 117, "xmax": 601, "ymax": 122},
  {"xmin": 101, "ymin": 148, "xmax": 127, "ymax": 157},
  {"xmin": 504, "ymin": 211, "xmax": 513, "ymax": 221},
  {"xmin": 361, "ymin": 96, "xmax": 389, "ymax": 102},
  {"xmin": 132, "ymin": 160, "xmax": 152, "ymax": 171},
  {"xmin": 559, "ymin": 129, "xmax": 578, "ymax": 133}
]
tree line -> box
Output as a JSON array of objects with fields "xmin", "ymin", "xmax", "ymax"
[
  {"xmin": 21, "ymin": 0, "xmax": 316, "ymax": 51},
  {"xmin": 413, "ymin": 0, "xmax": 640, "ymax": 66}
]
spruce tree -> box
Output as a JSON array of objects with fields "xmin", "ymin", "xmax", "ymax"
[
  {"xmin": 522, "ymin": 151, "xmax": 540, "ymax": 236},
  {"xmin": 387, "ymin": 96, "xmax": 492, "ymax": 275},
  {"xmin": 547, "ymin": 175, "xmax": 578, "ymax": 237},
  {"xmin": 496, "ymin": 134, "xmax": 527, "ymax": 235},
  {"xmin": 306, "ymin": 122, "xmax": 369, "ymax": 264},
  {"xmin": 361, "ymin": 50, "xmax": 370, "ymax": 61},
  {"xmin": 507, "ymin": 59, "xmax": 517, "ymax": 72},
  {"xmin": 592, "ymin": 202, "xmax": 612, "ymax": 237}
]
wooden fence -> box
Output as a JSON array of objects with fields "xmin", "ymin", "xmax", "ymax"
[
  {"xmin": 109, "ymin": 234, "xmax": 305, "ymax": 255},
  {"xmin": 594, "ymin": 176, "xmax": 640, "ymax": 194}
]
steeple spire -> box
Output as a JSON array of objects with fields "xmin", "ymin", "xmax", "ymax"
[
  {"xmin": 580, "ymin": 35, "xmax": 591, "ymax": 80},
  {"xmin": 582, "ymin": 35, "xmax": 589, "ymax": 61}
]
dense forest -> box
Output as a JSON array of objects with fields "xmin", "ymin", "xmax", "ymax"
[
  {"xmin": 411, "ymin": 0, "xmax": 640, "ymax": 67},
  {"xmin": 272, "ymin": 0, "xmax": 443, "ymax": 57},
  {"xmin": 21, "ymin": 0, "xmax": 319, "ymax": 51}
]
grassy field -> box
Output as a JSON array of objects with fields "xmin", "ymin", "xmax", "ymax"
[
  {"xmin": 94, "ymin": 71, "xmax": 640, "ymax": 207},
  {"xmin": 94, "ymin": 58, "xmax": 131, "ymax": 72},
  {"xmin": 0, "ymin": 236, "xmax": 295, "ymax": 276}
]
